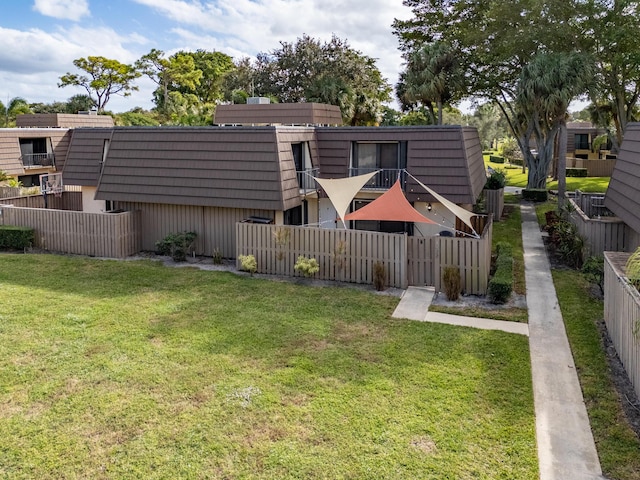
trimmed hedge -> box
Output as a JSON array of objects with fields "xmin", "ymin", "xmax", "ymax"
[
  {"xmin": 482, "ymin": 150, "xmax": 494, "ymax": 156},
  {"xmin": 489, "ymin": 155, "xmax": 505, "ymax": 164},
  {"xmin": 566, "ymin": 168, "xmax": 588, "ymax": 177},
  {"xmin": 0, "ymin": 225, "xmax": 34, "ymax": 250},
  {"xmin": 522, "ymin": 189, "xmax": 548, "ymax": 202},
  {"xmin": 488, "ymin": 241, "xmax": 513, "ymax": 304}
]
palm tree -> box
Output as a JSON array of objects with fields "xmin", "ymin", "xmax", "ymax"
[
  {"xmin": 516, "ymin": 53, "xmax": 593, "ymax": 201},
  {"xmin": 1, "ymin": 97, "xmax": 32, "ymax": 127},
  {"xmin": 401, "ymin": 42, "xmax": 464, "ymax": 125}
]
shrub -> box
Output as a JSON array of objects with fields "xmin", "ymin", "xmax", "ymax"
[
  {"xmin": 485, "ymin": 168, "xmax": 506, "ymax": 190},
  {"xmin": 488, "ymin": 242, "xmax": 513, "ymax": 304},
  {"xmin": 442, "ymin": 266, "xmax": 461, "ymax": 300},
  {"xmin": 522, "ymin": 189, "xmax": 548, "ymax": 202},
  {"xmin": 238, "ymin": 254, "xmax": 257, "ymax": 276},
  {"xmin": 582, "ymin": 256, "xmax": 605, "ymax": 295},
  {"xmin": 489, "ymin": 155, "xmax": 505, "ymax": 164},
  {"xmin": 0, "ymin": 225, "xmax": 34, "ymax": 250},
  {"xmin": 212, "ymin": 248, "xmax": 223, "ymax": 265},
  {"xmin": 155, "ymin": 231, "xmax": 197, "ymax": 262},
  {"xmin": 499, "ymin": 137, "xmax": 523, "ymax": 165},
  {"xmin": 626, "ymin": 247, "xmax": 640, "ymax": 291},
  {"xmin": 294, "ymin": 256, "xmax": 320, "ymax": 277},
  {"xmin": 373, "ymin": 261, "xmax": 386, "ymax": 291},
  {"xmin": 548, "ymin": 220, "xmax": 584, "ymax": 268},
  {"xmin": 482, "ymin": 150, "xmax": 494, "ymax": 156},
  {"xmin": 566, "ymin": 168, "xmax": 588, "ymax": 177}
]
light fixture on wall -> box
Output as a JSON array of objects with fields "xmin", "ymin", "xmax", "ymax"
[{"xmin": 427, "ymin": 203, "xmax": 432, "ymax": 212}]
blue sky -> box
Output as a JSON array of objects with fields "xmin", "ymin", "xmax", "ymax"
[{"xmin": 0, "ymin": 0, "xmax": 411, "ymax": 112}]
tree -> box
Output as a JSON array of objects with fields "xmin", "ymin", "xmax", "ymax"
[
  {"xmin": 0, "ymin": 97, "xmax": 32, "ymax": 126},
  {"xmin": 515, "ymin": 52, "xmax": 593, "ymax": 199},
  {"xmin": 136, "ymin": 49, "xmax": 202, "ymax": 114},
  {"xmin": 180, "ymin": 50, "xmax": 234, "ymax": 104},
  {"xmin": 58, "ymin": 56, "xmax": 140, "ymax": 111},
  {"xmin": 400, "ymin": 41, "xmax": 465, "ymax": 124},
  {"xmin": 242, "ymin": 35, "xmax": 391, "ymax": 125}
]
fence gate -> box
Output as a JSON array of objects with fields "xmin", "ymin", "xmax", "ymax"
[{"xmin": 407, "ymin": 236, "xmax": 435, "ymax": 286}]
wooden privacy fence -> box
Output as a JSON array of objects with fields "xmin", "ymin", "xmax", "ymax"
[
  {"xmin": 572, "ymin": 158, "xmax": 617, "ymax": 177},
  {"xmin": 0, "ymin": 206, "xmax": 141, "ymax": 258},
  {"xmin": 568, "ymin": 196, "xmax": 629, "ymax": 256},
  {"xmin": 484, "ymin": 188, "xmax": 504, "ymax": 222},
  {"xmin": 236, "ymin": 217, "xmax": 492, "ymax": 293},
  {"xmin": 0, "ymin": 192, "xmax": 82, "ymax": 211},
  {"xmin": 604, "ymin": 252, "xmax": 640, "ymax": 400}
]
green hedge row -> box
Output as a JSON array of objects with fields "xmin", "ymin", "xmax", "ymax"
[
  {"xmin": 0, "ymin": 225, "xmax": 34, "ymax": 250},
  {"xmin": 488, "ymin": 241, "xmax": 513, "ymax": 304},
  {"xmin": 566, "ymin": 168, "xmax": 588, "ymax": 177},
  {"xmin": 522, "ymin": 189, "xmax": 548, "ymax": 202},
  {"xmin": 489, "ymin": 155, "xmax": 505, "ymax": 164}
]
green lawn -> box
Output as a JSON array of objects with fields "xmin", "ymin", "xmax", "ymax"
[
  {"xmin": 484, "ymin": 156, "xmax": 610, "ymax": 192},
  {"xmin": 0, "ymin": 254, "xmax": 538, "ymax": 479}
]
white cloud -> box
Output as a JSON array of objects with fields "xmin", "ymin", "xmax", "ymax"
[
  {"xmin": 33, "ymin": 0, "xmax": 91, "ymax": 22},
  {"xmin": 134, "ymin": 0, "xmax": 412, "ymax": 86}
]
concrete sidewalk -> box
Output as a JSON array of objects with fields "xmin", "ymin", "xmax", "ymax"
[
  {"xmin": 391, "ymin": 203, "xmax": 604, "ymax": 479},
  {"xmin": 521, "ymin": 202, "xmax": 603, "ymax": 480}
]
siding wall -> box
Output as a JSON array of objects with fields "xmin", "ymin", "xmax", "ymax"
[
  {"xmin": 604, "ymin": 252, "xmax": 640, "ymax": 400},
  {"xmin": 114, "ymin": 201, "xmax": 274, "ymax": 258},
  {"xmin": 16, "ymin": 114, "xmax": 114, "ymax": 128},
  {"xmin": 214, "ymin": 103, "xmax": 342, "ymax": 125}
]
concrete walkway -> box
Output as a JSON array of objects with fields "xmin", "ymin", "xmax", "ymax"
[{"xmin": 392, "ymin": 203, "xmax": 604, "ymax": 479}]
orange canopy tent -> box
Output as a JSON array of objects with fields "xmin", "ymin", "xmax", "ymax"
[{"xmin": 344, "ymin": 180, "xmax": 437, "ymax": 224}]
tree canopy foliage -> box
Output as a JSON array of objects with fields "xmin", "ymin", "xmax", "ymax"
[
  {"xmin": 224, "ymin": 35, "xmax": 391, "ymax": 125},
  {"xmin": 394, "ymin": 0, "xmax": 640, "ymax": 189},
  {"xmin": 58, "ymin": 56, "xmax": 140, "ymax": 111}
]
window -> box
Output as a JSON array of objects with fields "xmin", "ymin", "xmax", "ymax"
[
  {"xmin": 351, "ymin": 142, "xmax": 407, "ymax": 188},
  {"xmin": 19, "ymin": 137, "xmax": 54, "ymax": 168},
  {"xmin": 284, "ymin": 200, "xmax": 308, "ymax": 226},
  {"xmin": 574, "ymin": 134, "xmax": 590, "ymax": 150}
]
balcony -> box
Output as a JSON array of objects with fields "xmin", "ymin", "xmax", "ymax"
[
  {"xmin": 349, "ymin": 168, "xmax": 407, "ymax": 190},
  {"xmin": 21, "ymin": 153, "xmax": 55, "ymax": 169},
  {"xmin": 297, "ymin": 168, "xmax": 319, "ymax": 194}
]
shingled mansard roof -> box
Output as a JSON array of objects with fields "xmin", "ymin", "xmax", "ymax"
[
  {"xmin": 62, "ymin": 124, "xmax": 486, "ymax": 210},
  {"xmin": 605, "ymin": 122, "xmax": 640, "ymax": 234}
]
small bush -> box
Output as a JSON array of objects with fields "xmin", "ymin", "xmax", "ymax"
[
  {"xmin": 212, "ymin": 248, "xmax": 223, "ymax": 265},
  {"xmin": 582, "ymin": 256, "xmax": 604, "ymax": 295},
  {"xmin": 548, "ymin": 220, "xmax": 584, "ymax": 268},
  {"xmin": 373, "ymin": 261, "xmax": 386, "ymax": 291},
  {"xmin": 155, "ymin": 231, "xmax": 197, "ymax": 262},
  {"xmin": 522, "ymin": 189, "xmax": 548, "ymax": 202},
  {"xmin": 509, "ymin": 158, "xmax": 524, "ymax": 166},
  {"xmin": 626, "ymin": 247, "xmax": 640, "ymax": 291},
  {"xmin": 442, "ymin": 266, "xmax": 461, "ymax": 300},
  {"xmin": 294, "ymin": 256, "xmax": 320, "ymax": 277},
  {"xmin": 482, "ymin": 150, "xmax": 494, "ymax": 156},
  {"xmin": 488, "ymin": 242, "xmax": 513, "ymax": 304},
  {"xmin": 238, "ymin": 254, "xmax": 257, "ymax": 276},
  {"xmin": 566, "ymin": 168, "xmax": 588, "ymax": 177},
  {"xmin": 489, "ymin": 155, "xmax": 505, "ymax": 164},
  {"xmin": 0, "ymin": 225, "xmax": 34, "ymax": 250},
  {"xmin": 485, "ymin": 169, "xmax": 506, "ymax": 190}
]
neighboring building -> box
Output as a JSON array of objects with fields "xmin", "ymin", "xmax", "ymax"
[
  {"xmin": 214, "ymin": 102, "xmax": 342, "ymax": 126},
  {"xmin": 0, "ymin": 113, "xmax": 114, "ymax": 187},
  {"xmin": 566, "ymin": 122, "xmax": 613, "ymax": 160},
  {"xmin": 605, "ymin": 123, "xmax": 640, "ymax": 251},
  {"xmin": 62, "ymin": 121, "xmax": 486, "ymax": 257}
]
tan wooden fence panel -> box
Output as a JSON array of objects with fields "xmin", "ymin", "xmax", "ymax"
[
  {"xmin": 434, "ymin": 215, "xmax": 492, "ymax": 295},
  {"xmin": 0, "ymin": 192, "xmax": 82, "ymax": 211},
  {"xmin": 574, "ymin": 158, "xmax": 617, "ymax": 177},
  {"xmin": 484, "ymin": 188, "xmax": 504, "ymax": 222},
  {"xmin": 569, "ymin": 198, "xmax": 628, "ymax": 256},
  {"xmin": 604, "ymin": 252, "xmax": 640, "ymax": 400},
  {"xmin": 0, "ymin": 206, "xmax": 141, "ymax": 258},
  {"xmin": 407, "ymin": 236, "xmax": 435, "ymax": 286},
  {"xmin": 236, "ymin": 223, "xmax": 408, "ymax": 288}
]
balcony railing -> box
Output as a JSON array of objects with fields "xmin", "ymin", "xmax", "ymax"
[
  {"xmin": 21, "ymin": 153, "xmax": 55, "ymax": 169},
  {"xmin": 349, "ymin": 168, "xmax": 406, "ymax": 190},
  {"xmin": 297, "ymin": 168, "xmax": 319, "ymax": 194}
]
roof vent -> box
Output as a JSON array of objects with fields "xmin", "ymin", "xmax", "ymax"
[{"xmin": 247, "ymin": 97, "xmax": 270, "ymax": 105}]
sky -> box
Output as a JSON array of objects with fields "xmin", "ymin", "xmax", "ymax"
[{"xmin": 0, "ymin": 0, "xmax": 413, "ymax": 113}]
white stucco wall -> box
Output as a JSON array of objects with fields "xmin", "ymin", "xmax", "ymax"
[
  {"xmin": 413, "ymin": 202, "xmax": 457, "ymax": 237},
  {"xmin": 81, "ymin": 186, "xmax": 106, "ymax": 214}
]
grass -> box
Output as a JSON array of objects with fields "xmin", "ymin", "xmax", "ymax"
[
  {"xmin": 484, "ymin": 156, "xmax": 611, "ymax": 192},
  {"xmin": 0, "ymin": 254, "xmax": 538, "ymax": 479},
  {"xmin": 552, "ymin": 270, "xmax": 640, "ymax": 480}
]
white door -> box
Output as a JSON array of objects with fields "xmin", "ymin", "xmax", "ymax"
[{"xmin": 319, "ymin": 198, "xmax": 338, "ymax": 229}]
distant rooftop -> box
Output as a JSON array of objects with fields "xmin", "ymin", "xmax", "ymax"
[
  {"xmin": 214, "ymin": 102, "xmax": 343, "ymax": 126},
  {"xmin": 16, "ymin": 113, "xmax": 114, "ymax": 129}
]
